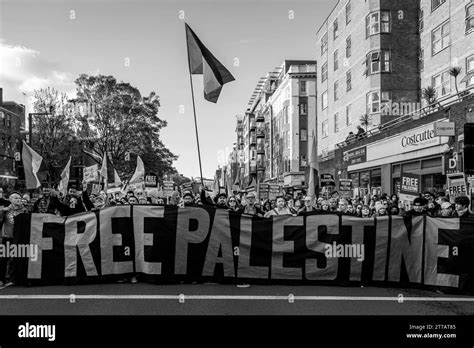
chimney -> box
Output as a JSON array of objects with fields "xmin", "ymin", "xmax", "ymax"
[{"xmin": 0, "ymin": 88, "xmax": 3, "ymax": 107}]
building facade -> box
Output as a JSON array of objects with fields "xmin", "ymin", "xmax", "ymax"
[
  {"xmin": 315, "ymin": 0, "xmax": 421, "ymax": 159},
  {"xmin": 237, "ymin": 60, "xmax": 316, "ymax": 194},
  {"xmin": 419, "ymin": 0, "xmax": 474, "ymax": 102},
  {"xmin": 0, "ymin": 88, "xmax": 24, "ymax": 189}
]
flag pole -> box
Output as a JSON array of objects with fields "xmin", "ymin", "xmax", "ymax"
[{"xmin": 185, "ymin": 24, "xmax": 205, "ymax": 188}]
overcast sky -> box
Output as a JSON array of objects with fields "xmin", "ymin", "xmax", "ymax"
[{"xmin": 0, "ymin": 0, "xmax": 335, "ymax": 178}]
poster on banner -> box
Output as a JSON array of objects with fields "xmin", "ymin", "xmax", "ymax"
[
  {"xmin": 268, "ymin": 184, "xmax": 281, "ymax": 200},
  {"xmin": 400, "ymin": 172, "xmax": 420, "ymax": 196},
  {"xmin": 320, "ymin": 173, "xmax": 335, "ymax": 187},
  {"xmin": 12, "ymin": 206, "xmax": 474, "ymax": 294},
  {"xmin": 258, "ymin": 184, "xmax": 269, "ymax": 201},
  {"xmin": 447, "ymin": 173, "xmax": 467, "ymax": 204}
]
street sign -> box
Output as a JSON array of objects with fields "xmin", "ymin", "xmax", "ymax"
[
  {"xmin": 343, "ymin": 146, "xmax": 367, "ymax": 165},
  {"xmin": 433, "ymin": 122, "xmax": 455, "ymax": 136}
]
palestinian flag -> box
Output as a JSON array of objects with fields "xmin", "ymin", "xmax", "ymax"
[
  {"xmin": 185, "ymin": 23, "xmax": 235, "ymax": 103},
  {"xmin": 21, "ymin": 141, "xmax": 48, "ymax": 189}
]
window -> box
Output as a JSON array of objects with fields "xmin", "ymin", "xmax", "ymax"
[
  {"xmin": 6, "ymin": 114, "xmax": 11, "ymax": 128},
  {"xmin": 346, "ymin": 1, "xmax": 351, "ymax": 24},
  {"xmin": 321, "ymin": 32, "xmax": 328, "ymax": 55},
  {"xmin": 368, "ymin": 50, "xmax": 390, "ymax": 74},
  {"xmin": 300, "ymin": 103, "xmax": 307, "ymax": 115},
  {"xmin": 367, "ymin": 91, "xmax": 390, "ymax": 114},
  {"xmin": 334, "ymin": 50, "xmax": 339, "ymax": 71},
  {"xmin": 467, "ymin": 55, "xmax": 474, "ymax": 86},
  {"xmin": 334, "ymin": 81, "xmax": 339, "ymax": 101},
  {"xmin": 321, "ymin": 62, "xmax": 328, "ymax": 82},
  {"xmin": 300, "ymin": 80, "xmax": 307, "ymax": 93},
  {"xmin": 285, "ymin": 131, "xmax": 290, "ymax": 149},
  {"xmin": 346, "ymin": 36, "xmax": 351, "ymax": 58},
  {"xmin": 432, "ymin": 0, "xmax": 445, "ymax": 12},
  {"xmin": 300, "ymin": 155, "xmax": 307, "ymax": 167},
  {"xmin": 432, "ymin": 21, "xmax": 450, "ymax": 55},
  {"xmin": 346, "ymin": 70, "xmax": 351, "ymax": 91},
  {"xmin": 334, "ymin": 113, "xmax": 340, "ymax": 133},
  {"xmin": 300, "ymin": 128, "xmax": 307, "ymax": 141},
  {"xmin": 467, "ymin": 3, "xmax": 474, "ymax": 34},
  {"xmin": 432, "ymin": 70, "xmax": 450, "ymax": 97},
  {"xmin": 419, "ymin": 8, "xmax": 424, "ymax": 32},
  {"xmin": 346, "ymin": 104, "xmax": 352, "ymax": 125},
  {"xmin": 322, "ymin": 120, "xmax": 329, "ymax": 138},
  {"xmin": 284, "ymin": 106, "xmax": 289, "ymax": 124},
  {"xmin": 419, "ymin": 49, "xmax": 424, "ymax": 71},
  {"xmin": 322, "ymin": 91, "xmax": 328, "ymax": 110},
  {"xmin": 366, "ymin": 11, "xmax": 390, "ymax": 37},
  {"xmin": 333, "ymin": 18, "xmax": 339, "ymax": 40}
]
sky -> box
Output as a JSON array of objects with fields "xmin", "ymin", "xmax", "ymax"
[{"xmin": 0, "ymin": 0, "xmax": 336, "ymax": 179}]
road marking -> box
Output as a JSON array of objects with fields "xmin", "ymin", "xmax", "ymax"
[{"xmin": 0, "ymin": 295, "xmax": 473, "ymax": 301}]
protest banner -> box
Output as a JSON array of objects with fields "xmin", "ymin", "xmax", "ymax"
[
  {"xmin": 13, "ymin": 207, "xmax": 474, "ymax": 293},
  {"xmin": 162, "ymin": 180, "xmax": 175, "ymax": 197},
  {"xmin": 338, "ymin": 179, "xmax": 352, "ymax": 199},
  {"xmin": 145, "ymin": 175, "xmax": 158, "ymax": 188},
  {"xmin": 400, "ymin": 172, "xmax": 420, "ymax": 196},
  {"xmin": 447, "ymin": 173, "xmax": 468, "ymax": 203}
]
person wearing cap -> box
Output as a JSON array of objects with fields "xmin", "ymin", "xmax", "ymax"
[
  {"xmin": 453, "ymin": 196, "xmax": 471, "ymax": 218},
  {"xmin": 404, "ymin": 197, "xmax": 428, "ymax": 216},
  {"xmin": 181, "ymin": 191, "xmax": 197, "ymax": 207},
  {"xmin": 297, "ymin": 196, "xmax": 318, "ymax": 215},
  {"xmin": 241, "ymin": 192, "xmax": 264, "ymax": 216}
]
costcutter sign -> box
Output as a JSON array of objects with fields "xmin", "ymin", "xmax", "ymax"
[{"xmin": 366, "ymin": 120, "xmax": 449, "ymax": 162}]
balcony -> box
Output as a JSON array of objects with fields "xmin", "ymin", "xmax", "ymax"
[
  {"xmin": 249, "ymin": 121, "xmax": 256, "ymax": 130},
  {"xmin": 256, "ymin": 128, "xmax": 265, "ymax": 138}
]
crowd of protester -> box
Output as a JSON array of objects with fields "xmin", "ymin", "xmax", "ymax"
[{"xmin": 0, "ymin": 183, "xmax": 472, "ymax": 287}]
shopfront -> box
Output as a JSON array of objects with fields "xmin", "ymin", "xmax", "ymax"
[{"xmin": 346, "ymin": 119, "xmax": 450, "ymax": 198}]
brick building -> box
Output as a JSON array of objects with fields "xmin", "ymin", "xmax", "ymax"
[
  {"xmin": 315, "ymin": 0, "xmax": 421, "ymax": 159},
  {"xmin": 419, "ymin": 0, "xmax": 474, "ymax": 101},
  {"xmin": 318, "ymin": 92, "xmax": 473, "ymax": 201},
  {"xmin": 0, "ymin": 88, "xmax": 25, "ymax": 190}
]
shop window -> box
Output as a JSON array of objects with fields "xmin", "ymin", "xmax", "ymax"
[
  {"xmin": 370, "ymin": 168, "xmax": 382, "ymax": 188},
  {"xmin": 402, "ymin": 160, "xmax": 420, "ymax": 173},
  {"xmin": 350, "ymin": 172, "xmax": 359, "ymax": 188},
  {"xmin": 421, "ymin": 157, "xmax": 442, "ymax": 169}
]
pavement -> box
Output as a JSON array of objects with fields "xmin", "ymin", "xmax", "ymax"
[{"xmin": 1, "ymin": 283, "xmax": 473, "ymax": 315}]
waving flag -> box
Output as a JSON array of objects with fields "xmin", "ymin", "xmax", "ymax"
[
  {"xmin": 100, "ymin": 153, "xmax": 122, "ymax": 189},
  {"xmin": 21, "ymin": 141, "xmax": 47, "ymax": 189},
  {"xmin": 128, "ymin": 155, "xmax": 145, "ymax": 184},
  {"xmin": 185, "ymin": 23, "xmax": 235, "ymax": 103},
  {"xmin": 57, "ymin": 157, "xmax": 71, "ymax": 196}
]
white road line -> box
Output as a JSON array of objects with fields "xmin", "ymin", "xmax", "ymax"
[{"xmin": 0, "ymin": 294, "xmax": 473, "ymax": 301}]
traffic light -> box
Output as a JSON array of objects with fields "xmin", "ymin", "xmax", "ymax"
[{"xmin": 464, "ymin": 123, "xmax": 474, "ymax": 174}]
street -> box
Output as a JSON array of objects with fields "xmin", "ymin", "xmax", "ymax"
[{"xmin": 1, "ymin": 283, "xmax": 473, "ymax": 315}]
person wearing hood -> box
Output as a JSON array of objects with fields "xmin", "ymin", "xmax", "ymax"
[{"xmin": 453, "ymin": 196, "xmax": 471, "ymax": 218}]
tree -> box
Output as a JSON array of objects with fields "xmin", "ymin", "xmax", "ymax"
[
  {"xmin": 72, "ymin": 74, "xmax": 177, "ymax": 180},
  {"xmin": 32, "ymin": 87, "xmax": 75, "ymax": 186},
  {"xmin": 449, "ymin": 67, "xmax": 462, "ymax": 96}
]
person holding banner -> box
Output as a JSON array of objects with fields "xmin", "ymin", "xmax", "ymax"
[
  {"xmin": 241, "ymin": 192, "xmax": 264, "ymax": 216},
  {"xmin": 404, "ymin": 197, "xmax": 428, "ymax": 217},
  {"xmin": 226, "ymin": 196, "xmax": 241, "ymax": 212},
  {"xmin": 0, "ymin": 192, "xmax": 26, "ymax": 288},
  {"xmin": 297, "ymin": 196, "xmax": 318, "ymax": 215},
  {"xmin": 453, "ymin": 196, "xmax": 471, "ymax": 218},
  {"xmin": 264, "ymin": 196, "xmax": 296, "ymax": 217},
  {"xmin": 439, "ymin": 201, "xmax": 454, "ymax": 217}
]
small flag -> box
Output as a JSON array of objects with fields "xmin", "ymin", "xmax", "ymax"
[
  {"xmin": 21, "ymin": 141, "xmax": 47, "ymax": 190},
  {"xmin": 100, "ymin": 153, "xmax": 122, "ymax": 189},
  {"xmin": 58, "ymin": 156, "xmax": 72, "ymax": 196},
  {"xmin": 185, "ymin": 23, "xmax": 235, "ymax": 103}
]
